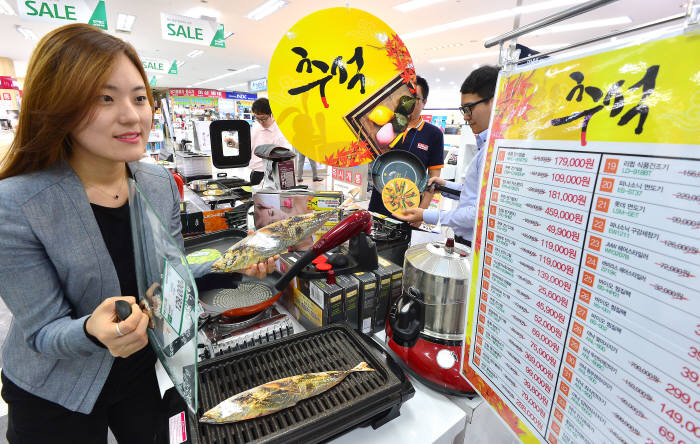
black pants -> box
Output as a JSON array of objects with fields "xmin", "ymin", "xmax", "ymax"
[
  {"xmin": 249, "ymin": 170, "xmax": 264, "ymax": 186},
  {"xmin": 455, "ymin": 234, "xmax": 471, "ymax": 248},
  {"xmin": 2, "ymin": 353, "xmax": 160, "ymax": 444}
]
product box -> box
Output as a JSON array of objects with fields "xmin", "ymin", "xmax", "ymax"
[
  {"xmin": 371, "ymin": 258, "xmax": 393, "ymax": 333},
  {"xmin": 180, "ymin": 211, "xmax": 205, "ymax": 235},
  {"xmin": 252, "ymin": 190, "xmax": 343, "ymax": 241},
  {"xmin": 335, "ymin": 274, "xmax": 359, "ymax": 331},
  {"xmin": 277, "ymin": 252, "xmax": 345, "ymax": 331},
  {"xmin": 352, "ymin": 272, "xmax": 377, "ymax": 335},
  {"xmin": 310, "ymin": 280, "xmax": 344, "ymax": 325},
  {"xmin": 378, "ymin": 256, "xmax": 403, "ymax": 307}
]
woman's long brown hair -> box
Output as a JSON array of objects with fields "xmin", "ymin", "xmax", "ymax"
[{"xmin": 0, "ymin": 23, "xmax": 153, "ymax": 179}]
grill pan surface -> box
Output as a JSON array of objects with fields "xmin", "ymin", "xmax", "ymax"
[{"xmin": 192, "ymin": 324, "xmax": 413, "ymax": 444}]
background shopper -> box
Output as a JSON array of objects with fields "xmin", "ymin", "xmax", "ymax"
[{"xmin": 250, "ymin": 97, "xmax": 291, "ymax": 186}]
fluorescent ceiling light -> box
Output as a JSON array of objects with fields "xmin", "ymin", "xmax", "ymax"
[
  {"xmin": 193, "ymin": 65, "xmax": 261, "ymax": 86},
  {"xmin": 402, "ymin": 0, "xmax": 584, "ymax": 40},
  {"xmin": 224, "ymin": 31, "xmax": 235, "ymax": 40},
  {"xmin": 176, "ymin": 61, "xmax": 186, "ymax": 68},
  {"xmin": 394, "ymin": 0, "xmax": 446, "ymax": 12},
  {"xmin": 224, "ymin": 82, "xmax": 247, "ymax": 89},
  {"xmin": 429, "ymin": 50, "xmax": 499, "ymax": 64},
  {"xmin": 429, "ymin": 43, "xmax": 566, "ymax": 63},
  {"xmin": 115, "ymin": 13, "xmax": 136, "ymax": 32},
  {"xmin": 187, "ymin": 50, "xmax": 204, "ymax": 58},
  {"xmin": 0, "ymin": 0, "xmax": 16, "ymax": 15},
  {"xmin": 246, "ymin": 0, "xmax": 288, "ymax": 21},
  {"xmin": 15, "ymin": 25, "xmax": 38, "ymax": 41},
  {"xmin": 530, "ymin": 16, "xmax": 631, "ymax": 35},
  {"xmin": 186, "ymin": 7, "xmax": 221, "ymax": 21}
]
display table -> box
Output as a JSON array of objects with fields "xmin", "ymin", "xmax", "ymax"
[
  {"xmin": 332, "ymin": 377, "xmax": 467, "ymax": 444},
  {"xmin": 155, "ymin": 304, "xmax": 469, "ymax": 444}
]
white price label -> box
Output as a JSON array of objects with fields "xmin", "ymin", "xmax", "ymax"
[{"xmin": 160, "ymin": 259, "xmax": 186, "ymax": 335}]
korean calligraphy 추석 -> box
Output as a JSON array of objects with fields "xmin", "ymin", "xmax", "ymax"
[
  {"xmin": 288, "ymin": 46, "xmax": 366, "ymax": 108},
  {"xmin": 550, "ymin": 65, "xmax": 659, "ymax": 146}
]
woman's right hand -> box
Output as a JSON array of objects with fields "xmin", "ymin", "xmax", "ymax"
[{"xmin": 86, "ymin": 296, "xmax": 149, "ymax": 358}]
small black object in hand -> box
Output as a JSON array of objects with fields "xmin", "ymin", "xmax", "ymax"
[{"xmin": 115, "ymin": 300, "xmax": 132, "ymax": 322}]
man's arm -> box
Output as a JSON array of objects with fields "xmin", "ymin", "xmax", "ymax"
[
  {"xmin": 420, "ymin": 125, "xmax": 445, "ymax": 210},
  {"xmin": 419, "ymin": 167, "xmax": 441, "ymax": 209},
  {"xmin": 422, "ymin": 146, "xmax": 485, "ymax": 230}
]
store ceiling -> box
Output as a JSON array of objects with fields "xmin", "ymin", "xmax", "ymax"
[{"xmin": 0, "ymin": 0, "xmax": 686, "ymax": 100}]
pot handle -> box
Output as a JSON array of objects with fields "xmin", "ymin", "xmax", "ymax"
[{"xmin": 388, "ymin": 286, "xmax": 424, "ymax": 348}]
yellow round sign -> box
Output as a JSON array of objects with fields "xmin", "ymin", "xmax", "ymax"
[
  {"xmin": 382, "ymin": 178, "xmax": 420, "ymax": 214},
  {"xmin": 268, "ymin": 8, "xmax": 416, "ymax": 167}
]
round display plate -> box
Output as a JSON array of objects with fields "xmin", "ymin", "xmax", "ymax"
[{"xmin": 382, "ymin": 178, "xmax": 420, "ymax": 214}]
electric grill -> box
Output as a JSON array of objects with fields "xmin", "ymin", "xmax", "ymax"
[{"xmin": 191, "ymin": 324, "xmax": 414, "ymax": 444}]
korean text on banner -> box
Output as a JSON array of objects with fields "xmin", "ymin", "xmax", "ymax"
[
  {"xmin": 160, "ymin": 12, "xmax": 225, "ymax": 48},
  {"xmin": 461, "ymin": 31, "xmax": 700, "ymax": 444},
  {"xmin": 17, "ymin": 0, "xmax": 107, "ymax": 29}
]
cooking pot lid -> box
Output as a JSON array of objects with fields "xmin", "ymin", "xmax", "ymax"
[{"xmin": 404, "ymin": 241, "xmax": 471, "ymax": 280}]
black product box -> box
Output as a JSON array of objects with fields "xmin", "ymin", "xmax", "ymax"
[
  {"xmin": 277, "ymin": 252, "xmax": 344, "ymax": 331},
  {"xmin": 310, "ymin": 280, "xmax": 345, "ymax": 325},
  {"xmin": 180, "ymin": 211, "xmax": 205, "ymax": 236},
  {"xmin": 352, "ymin": 272, "xmax": 377, "ymax": 334},
  {"xmin": 335, "ymin": 274, "xmax": 359, "ymax": 331},
  {"xmin": 371, "ymin": 258, "xmax": 394, "ymax": 333},
  {"xmin": 378, "ymin": 256, "xmax": 403, "ymax": 308}
]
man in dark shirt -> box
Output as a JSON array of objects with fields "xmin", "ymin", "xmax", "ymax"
[{"xmin": 368, "ymin": 76, "xmax": 444, "ymax": 221}]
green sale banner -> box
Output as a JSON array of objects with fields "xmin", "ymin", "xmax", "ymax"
[{"xmin": 17, "ymin": 0, "xmax": 107, "ymax": 29}]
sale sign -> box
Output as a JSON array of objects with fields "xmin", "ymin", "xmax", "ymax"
[
  {"xmin": 462, "ymin": 30, "xmax": 700, "ymax": 444},
  {"xmin": 160, "ymin": 12, "xmax": 225, "ymax": 48},
  {"xmin": 142, "ymin": 57, "xmax": 178, "ymax": 75},
  {"xmin": 17, "ymin": 0, "xmax": 107, "ymax": 29}
]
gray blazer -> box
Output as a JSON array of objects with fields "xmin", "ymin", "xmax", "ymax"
[{"xmin": 0, "ymin": 160, "xmax": 183, "ymax": 413}]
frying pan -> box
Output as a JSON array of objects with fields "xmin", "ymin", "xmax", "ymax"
[
  {"xmin": 191, "ymin": 210, "xmax": 373, "ymax": 318},
  {"xmin": 118, "ymin": 212, "xmax": 373, "ymax": 356},
  {"xmin": 197, "ymin": 272, "xmax": 281, "ymax": 317},
  {"xmin": 370, "ymin": 150, "xmax": 461, "ymax": 197}
]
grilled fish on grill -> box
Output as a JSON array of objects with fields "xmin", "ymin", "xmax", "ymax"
[
  {"xmin": 200, "ymin": 362, "xmax": 375, "ymax": 423},
  {"xmin": 211, "ymin": 210, "xmax": 336, "ymax": 272}
]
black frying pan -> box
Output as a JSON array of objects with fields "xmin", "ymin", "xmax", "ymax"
[{"xmin": 370, "ymin": 150, "xmax": 461, "ymax": 197}]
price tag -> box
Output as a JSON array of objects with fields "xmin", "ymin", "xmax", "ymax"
[{"xmin": 160, "ymin": 259, "xmax": 186, "ymax": 335}]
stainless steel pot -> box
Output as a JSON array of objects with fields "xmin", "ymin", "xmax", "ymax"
[
  {"xmin": 400, "ymin": 241, "xmax": 470, "ymax": 341},
  {"xmin": 189, "ymin": 179, "xmax": 209, "ymax": 191}
]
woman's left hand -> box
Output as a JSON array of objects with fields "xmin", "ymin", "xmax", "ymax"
[
  {"xmin": 242, "ymin": 255, "xmax": 279, "ymax": 280},
  {"xmin": 241, "ymin": 230, "xmax": 279, "ymax": 279}
]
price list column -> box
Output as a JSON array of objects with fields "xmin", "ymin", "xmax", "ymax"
[
  {"xmin": 547, "ymin": 156, "xmax": 700, "ymax": 444},
  {"xmin": 471, "ymin": 147, "xmax": 600, "ymax": 438}
]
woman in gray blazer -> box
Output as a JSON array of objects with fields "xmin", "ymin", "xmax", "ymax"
[{"xmin": 0, "ymin": 24, "xmax": 271, "ymax": 443}]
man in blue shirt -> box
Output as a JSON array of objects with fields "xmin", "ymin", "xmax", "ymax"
[
  {"xmin": 368, "ymin": 76, "xmax": 444, "ymax": 219},
  {"xmin": 393, "ymin": 66, "xmax": 499, "ymax": 247}
]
